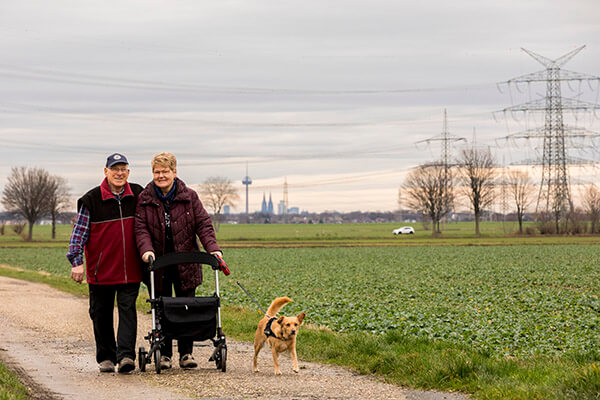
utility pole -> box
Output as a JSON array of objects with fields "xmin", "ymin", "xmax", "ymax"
[{"xmin": 497, "ymin": 45, "xmax": 600, "ymax": 230}]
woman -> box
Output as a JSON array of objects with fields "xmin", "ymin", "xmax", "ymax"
[{"xmin": 135, "ymin": 152, "xmax": 224, "ymax": 370}]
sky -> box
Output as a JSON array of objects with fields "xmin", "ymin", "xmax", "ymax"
[{"xmin": 1, "ymin": 0, "xmax": 600, "ymax": 213}]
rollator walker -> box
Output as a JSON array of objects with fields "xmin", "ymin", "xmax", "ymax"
[{"xmin": 138, "ymin": 251, "xmax": 229, "ymax": 373}]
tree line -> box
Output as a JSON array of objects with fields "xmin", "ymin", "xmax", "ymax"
[
  {"xmin": 401, "ymin": 147, "xmax": 600, "ymax": 235},
  {"xmin": 1, "ymin": 166, "xmax": 240, "ymax": 241}
]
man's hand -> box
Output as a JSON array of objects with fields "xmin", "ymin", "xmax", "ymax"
[
  {"xmin": 142, "ymin": 251, "xmax": 155, "ymax": 263},
  {"xmin": 211, "ymin": 251, "xmax": 230, "ymax": 276},
  {"xmin": 71, "ymin": 265, "xmax": 85, "ymax": 283}
]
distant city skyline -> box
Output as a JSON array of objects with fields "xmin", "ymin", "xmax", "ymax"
[{"xmin": 1, "ymin": 1, "xmax": 599, "ymax": 213}]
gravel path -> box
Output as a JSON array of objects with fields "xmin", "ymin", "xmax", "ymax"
[{"xmin": 0, "ymin": 273, "xmax": 469, "ymax": 400}]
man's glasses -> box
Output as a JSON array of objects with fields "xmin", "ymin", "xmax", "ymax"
[{"xmin": 109, "ymin": 167, "xmax": 129, "ymax": 173}]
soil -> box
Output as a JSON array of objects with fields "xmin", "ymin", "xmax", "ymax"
[{"xmin": 0, "ymin": 273, "xmax": 469, "ymax": 400}]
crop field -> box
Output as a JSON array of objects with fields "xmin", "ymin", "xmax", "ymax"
[
  {"xmin": 2, "ymin": 243, "xmax": 599, "ymax": 359},
  {"xmin": 4, "ymin": 222, "xmax": 600, "ymax": 249},
  {"xmin": 216, "ymin": 245, "xmax": 600, "ymax": 358}
]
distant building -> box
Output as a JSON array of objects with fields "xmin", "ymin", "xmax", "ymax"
[
  {"xmin": 223, "ymin": 205, "xmax": 230, "ymax": 215},
  {"xmin": 268, "ymin": 193, "xmax": 274, "ymax": 214},
  {"xmin": 261, "ymin": 192, "xmax": 274, "ymax": 215},
  {"xmin": 277, "ymin": 200, "xmax": 287, "ymax": 215},
  {"xmin": 288, "ymin": 207, "xmax": 299, "ymax": 215},
  {"xmin": 261, "ymin": 193, "xmax": 268, "ymax": 214}
]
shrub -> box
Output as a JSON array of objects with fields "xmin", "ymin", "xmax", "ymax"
[{"xmin": 11, "ymin": 223, "xmax": 25, "ymax": 235}]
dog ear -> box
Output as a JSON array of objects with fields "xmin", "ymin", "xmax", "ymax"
[
  {"xmin": 277, "ymin": 316, "xmax": 285, "ymax": 325},
  {"xmin": 297, "ymin": 312, "xmax": 305, "ymax": 324}
]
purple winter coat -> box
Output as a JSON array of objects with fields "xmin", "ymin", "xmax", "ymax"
[{"xmin": 134, "ymin": 179, "xmax": 221, "ymax": 292}]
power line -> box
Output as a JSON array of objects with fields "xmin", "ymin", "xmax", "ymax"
[{"xmin": 0, "ymin": 63, "xmax": 495, "ymax": 96}]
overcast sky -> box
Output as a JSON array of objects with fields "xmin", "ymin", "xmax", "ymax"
[{"xmin": 1, "ymin": 0, "xmax": 599, "ymax": 213}]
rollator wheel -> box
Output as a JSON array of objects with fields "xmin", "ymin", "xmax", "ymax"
[
  {"xmin": 219, "ymin": 346, "xmax": 227, "ymax": 372},
  {"xmin": 154, "ymin": 348, "xmax": 161, "ymax": 374},
  {"xmin": 138, "ymin": 347, "xmax": 147, "ymax": 372}
]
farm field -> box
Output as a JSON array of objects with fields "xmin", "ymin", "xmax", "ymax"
[
  {"xmin": 1, "ymin": 224, "xmax": 600, "ymax": 398},
  {"xmin": 4, "ymin": 221, "xmax": 600, "ymax": 248},
  {"xmin": 3, "ymin": 244, "xmax": 593, "ymax": 358}
]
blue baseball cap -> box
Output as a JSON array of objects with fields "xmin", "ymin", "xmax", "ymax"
[{"xmin": 106, "ymin": 153, "xmax": 129, "ymax": 167}]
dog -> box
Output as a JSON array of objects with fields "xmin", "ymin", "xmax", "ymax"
[{"xmin": 253, "ymin": 296, "xmax": 305, "ymax": 375}]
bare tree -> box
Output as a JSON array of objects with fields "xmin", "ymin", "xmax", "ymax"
[
  {"xmin": 47, "ymin": 175, "xmax": 71, "ymax": 239},
  {"xmin": 402, "ymin": 163, "xmax": 454, "ymax": 235},
  {"xmin": 1, "ymin": 167, "xmax": 54, "ymax": 241},
  {"xmin": 583, "ymin": 184, "xmax": 600, "ymax": 233},
  {"xmin": 197, "ymin": 176, "xmax": 239, "ymax": 232},
  {"xmin": 458, "ymin": 147, "xmax": 497, "ymax": 235},
  {"xmin": 506, "ymin": 170, "xmax": 534, "ymax": 234}
]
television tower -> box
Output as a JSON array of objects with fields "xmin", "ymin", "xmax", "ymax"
[
  {"xmin": 242, "ymin": 163, "xmax": 252, "ymax": 216},
  {"xmin": 497, "ymin": 45, "xmax": 600, "ymax": 223}
]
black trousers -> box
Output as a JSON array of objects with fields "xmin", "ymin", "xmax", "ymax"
[
  {"xmin": 88, "ymin": 282, "xmax": 140, "ymax": 364},
  {"xmin": 159, "ymin": 266, "xmax": 196, "ymax": 359}
]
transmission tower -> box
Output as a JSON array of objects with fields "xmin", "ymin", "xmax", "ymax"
[
  {"xmin": 283, "ymin": 177, "xmax": 289, "ymax": 210},
  {"xmin": 415, "ymin": 109, "xmax": 466, "ymax": 217},
  {"xmin": 497, "ymin": 45, "xmax": 600, "ymax": 221},
  {"xmin": 416, "ymin": 109, "xmax": 466, "ymax": 174}
]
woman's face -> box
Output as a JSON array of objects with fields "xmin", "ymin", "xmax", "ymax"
[{"xmin": 153, "ymin": 164, "xmax": 177, "ymax": 194}]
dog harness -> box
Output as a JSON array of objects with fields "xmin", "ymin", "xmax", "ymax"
[{"xmin": 264, "ymin": 317, "xmax": 280, "ymax": 339}]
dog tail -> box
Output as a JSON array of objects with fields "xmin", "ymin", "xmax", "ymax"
[{"xmin": 266, "ymin": 297, "xmax": 292, "ymax": 317}]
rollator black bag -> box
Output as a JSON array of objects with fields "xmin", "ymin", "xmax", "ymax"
[{"xmin": 159, "ymin": 296, "xmax": 219, "ymax": 341}]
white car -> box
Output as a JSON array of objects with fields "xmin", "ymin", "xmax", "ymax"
[{"xmin": 393, "ymin": 226, "xmax": 415, "ymax": 235}]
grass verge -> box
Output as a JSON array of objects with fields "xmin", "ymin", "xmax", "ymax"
[
  {"xmin": 1, "ymin": 266, "xmax": 599, "ymax": 400},
  {"xmin": 0, "ymin": 362, "xmax": 29, "ymax": 400}
]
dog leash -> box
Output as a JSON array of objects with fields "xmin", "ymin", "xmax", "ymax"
[{"xmin": 235, "ymin": 281, "xmax": 271, "ymax": 318}]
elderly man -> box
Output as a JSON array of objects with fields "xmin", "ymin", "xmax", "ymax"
[{"xmin": 67, "ymin": 153, "xmax": 144, "ymax": 373}]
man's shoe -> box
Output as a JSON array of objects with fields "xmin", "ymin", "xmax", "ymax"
[
  {"xmin": 118, "ymin": 357, "xmax": 135, "ymax": 374},
  {"xmin": 98, "ymin": 360, "xmax": 115, "ymax": 373},
  {"xmin": 179, "ymin": 354, "xmax": 198, "ymax": 369},
  {"xmin": 160, "ymin": 356, "xmax": 172, "ymax": 370}
]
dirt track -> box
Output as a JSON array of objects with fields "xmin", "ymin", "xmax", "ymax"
[{"xmin": 0, "ymin": 274, "xmax": 468, "ymax": 400}]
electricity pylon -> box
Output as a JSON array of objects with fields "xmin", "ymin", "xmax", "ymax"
[
  {"xmin": 415, "ymin": 109, "xmax": 466, "ymax": 222},
  {"xmin": 497, "ymin": 45, "xmax": 600, "ymax": 224},
  {"xmin": 415, "ymin": 109, "xmax": 466, "ymax": 179}
]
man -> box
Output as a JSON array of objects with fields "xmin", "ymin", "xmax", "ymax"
[{"xmin": 67, "ymin": 153, "xmax": 144, "ymax": 373}]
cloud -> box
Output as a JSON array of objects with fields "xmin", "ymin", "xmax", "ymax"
[{"xmin": 0, "ymin": 0, "xmax": 599, "ymax": 212}]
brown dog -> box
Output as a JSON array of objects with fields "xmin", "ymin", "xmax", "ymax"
[{"xmin": 253, "ymin": 297, "xmax": 305, "ymax": 375}]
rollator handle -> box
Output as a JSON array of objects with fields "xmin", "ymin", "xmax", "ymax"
[{"xmin": 214, "ymin": 254, "xmax": 230, "ymax": 276}]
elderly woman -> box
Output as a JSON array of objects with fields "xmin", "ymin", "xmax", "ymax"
[{"xmin": 135, "ymin": 152, "xmax": 223, "ymax": 370}]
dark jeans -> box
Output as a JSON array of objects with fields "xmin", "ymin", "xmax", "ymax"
[
  {"xmin": 159, "ymin": 266, "xmax": 196, "ymax": 359},
  {"xmin": 88, "ymin": 282, "xmax": 140, "ymax": 364}
]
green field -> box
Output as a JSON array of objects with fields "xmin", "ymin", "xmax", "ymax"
[
  {"xmin": 1, "ymin": 223, "xmax": 600, "ymax": 399},
  {"xmin": 4, "ymin": 221, "xmax": 600, "ymax": 248}
]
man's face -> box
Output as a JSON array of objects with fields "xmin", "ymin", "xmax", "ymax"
[
  {"xmin": 153, "ymin": 165, "xmax": 177, "ymax": 193},
  {"xmin": 104, "ymin": 163, "xmax": 130, "ymax": 191}
]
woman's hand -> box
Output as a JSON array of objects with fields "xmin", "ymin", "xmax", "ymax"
[{"xmin": 142, "ymin": 251, "xmax": 155, "ymax": 263}]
